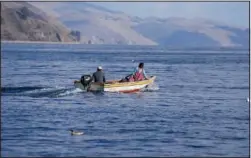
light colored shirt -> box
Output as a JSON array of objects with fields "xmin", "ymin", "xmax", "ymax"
[{"xmin": 133, "ymin": 67, "xmax": 147, "ymax": 79}]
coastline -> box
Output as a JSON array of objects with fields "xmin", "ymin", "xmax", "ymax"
[{"xmin": 1, "ymin": 40, "xmax": 248, "ymax": 52}]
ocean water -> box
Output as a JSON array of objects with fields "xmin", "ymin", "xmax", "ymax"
[{"xmin": 1, "ymin": 43, "xmax": 249, "ymax": 156}]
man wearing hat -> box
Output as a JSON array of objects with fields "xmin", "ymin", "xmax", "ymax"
[{"xmin": 92, "ymin": 66, "xmax": 106, "ymax": 83}]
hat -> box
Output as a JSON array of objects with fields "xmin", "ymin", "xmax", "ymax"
[{"xmin": 97, "ymin": 66, "xmax": 102, "ymax": 70}]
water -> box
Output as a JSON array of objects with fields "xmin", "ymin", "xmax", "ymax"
[{"xmin": 1, "ymin": 43, "xmax": 249, "ymax": 156}]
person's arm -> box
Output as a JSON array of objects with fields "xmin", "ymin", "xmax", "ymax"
[
  {"xmin": 132, "ymin": 67, "xmax": 137, "ymax": 75},
  {"xmin": 91, "ymin": 73, "xmax": 95, "ymax": 82},
  {"xmin": 143, "ymin": 69, "xmax": 148, "ymax": 79},
  {"xmin": 103, "ymin": 74, "xmax": 106, "ymax": 82}
]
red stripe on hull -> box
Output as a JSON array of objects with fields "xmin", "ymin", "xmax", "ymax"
[{"xmin": 119, "ymin": 89, "xmax": 140, "ymax": 93}]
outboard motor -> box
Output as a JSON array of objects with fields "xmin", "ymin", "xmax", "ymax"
[{"xmin": 80, "ymin": 75, "xmax": 92, "ymax": 88}]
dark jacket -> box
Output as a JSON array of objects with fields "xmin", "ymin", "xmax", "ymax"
[{"xmin": 92, "ymin": 71, "xmax": 106, "ymax": 83}]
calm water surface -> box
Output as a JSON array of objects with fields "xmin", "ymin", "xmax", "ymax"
[{"xmin": 1, "ymin": 43, "xmax": 249, "ymax": 156}]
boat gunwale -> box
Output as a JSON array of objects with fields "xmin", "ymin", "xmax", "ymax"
[
  {"xmin": 74, "ymin": 76, "xmax": 156, "ymax": 88},
  {"xmin": 104, "ymin": 77, "xmax": 155, "ymax": 88}
]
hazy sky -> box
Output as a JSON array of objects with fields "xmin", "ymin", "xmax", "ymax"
[{"xmin": 90, "ymin": 2, "xmax": 249, "ymax": 28}]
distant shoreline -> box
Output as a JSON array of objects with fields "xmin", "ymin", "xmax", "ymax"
[
  {"xmin": 1, "ymin": 40, "xmax": 81, "ymax": 45},
  {"xmin": 1, "ymin": 40, "xmax": 248, "ymax": 51}
]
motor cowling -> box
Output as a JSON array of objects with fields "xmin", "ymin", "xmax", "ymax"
[{"xmin": 80, "ymin": 75, "xmax": 92, "ymax": 87}]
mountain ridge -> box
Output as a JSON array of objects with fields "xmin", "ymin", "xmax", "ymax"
[
  {"xmin": 2, "ymin": 2, "xmax": 249, "ymax": 48},
  {"xmin": 30, "ymin": 2, "xmax": 248, "ymax": 47},
  {"xmin": 1, "ymin": 2, "xmax": 78, "ymax": 42}
]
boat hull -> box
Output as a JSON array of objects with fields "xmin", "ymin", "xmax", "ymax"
[{"xmin": 74, "ymin": 76, "xmax": 156, "ymax": 93}]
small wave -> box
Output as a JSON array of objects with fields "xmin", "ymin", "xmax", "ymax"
[
  {"xmin": 206, "ymin": 86, "xmax": 249, "ymax": 90},
  {"xmin": 1, "ymin": 86, "xmax": 45, "ymax": 93},
  {"xmin": 24, "ymin": 87, "xmax": 84, "ymax": 98},
  {"xmin": 1, "ymin": 86, "xmax": 83, "ymax": 98},
  {"xmin": 57, "ymin": 88, "xmax": 83, "ymax": 97},
  {"xmin": 141, "ymin": 83, "xmax": 159, "ymax": 92},
  {"xmin": 170, "ymin": 85, "xmax": 249, "ymax": 91}
]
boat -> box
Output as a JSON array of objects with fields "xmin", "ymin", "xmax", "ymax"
[{"xmin": 73, "ymin": 76, "xmax": 156, "ymax": 93}]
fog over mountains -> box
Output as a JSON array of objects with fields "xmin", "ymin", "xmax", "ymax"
[{"xmin": 1, "ymin": 2, "xmax": 249, "ymax": 48}]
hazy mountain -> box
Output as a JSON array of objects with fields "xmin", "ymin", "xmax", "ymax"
[
  {"xmin": 1, "ymin": 2, "xmax": 78, "ymax": 42},
  {"xmin": 30, "ymin": 2, "xmax": 157, "ymax": 45},
  {"xmin": 133, "ymin": 17, "xmax": 249, "ymax": 47},
  {"xmin": 5, "ymin": 2, "xmax": 249, "ymax": 47}
]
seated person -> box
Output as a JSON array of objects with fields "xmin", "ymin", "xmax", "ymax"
[
  {"xmin": 92, "ymin": 66, "xmax": 106, "ymax": 83},
  {"xmin": 120, "ymin": 63, "xmax": 148, "ymax": 82},
  {"xmin": 129, "ymin": 62, "xmax": 148, "ymax": 81}
]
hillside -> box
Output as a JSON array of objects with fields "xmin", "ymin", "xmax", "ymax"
[
  {"xmin": 31, "ymin": 2, "xmax": 249, "ymax": 47},
  {"xmin": 30, "ymin": 2, "xmax": 157, "ymax": 45},
  {"xmin": 133, "ymin": 17, "xmax": 249, "ymax": 47},
  {"xmin": 3, "ymin": 2, "xmax": 249, "ymax": 47},
  {"xmin": 1, "ymin": 2, "xmax": 78, "ymax": 42}
]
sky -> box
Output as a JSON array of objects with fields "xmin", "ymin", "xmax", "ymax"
[{"xmin": 90, "ymin": 2, "xmax": 249, "ymax": 28}]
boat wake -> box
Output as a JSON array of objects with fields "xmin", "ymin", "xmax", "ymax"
[
  {"xmin": 2, "ymin": 82, "xmax": 159, "ymax": 98},
  {"xmin": 1, "ymin": 86, "xmax": 83, "ymax": 98},
  {"xmin": 141, "ymin": 83, "xmax": 159, "ymax": 92}
]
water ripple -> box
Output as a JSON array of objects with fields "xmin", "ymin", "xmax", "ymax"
[{"xmin": 1, "ymin": 44, "xmax": 249, "ymax": 157}]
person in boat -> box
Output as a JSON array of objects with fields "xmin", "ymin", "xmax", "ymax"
[
  {"xmin": 128, "ymin": 62, "xmax": 148, "ymax": 81},
  {"xmin": 92, "ymin": 66, "xmax": 106, "ymax": 83}
]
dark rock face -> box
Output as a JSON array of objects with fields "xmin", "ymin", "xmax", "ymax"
[{"xmin": 1, "ymin": 2, "xmax": 78, "ymax": 42}]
